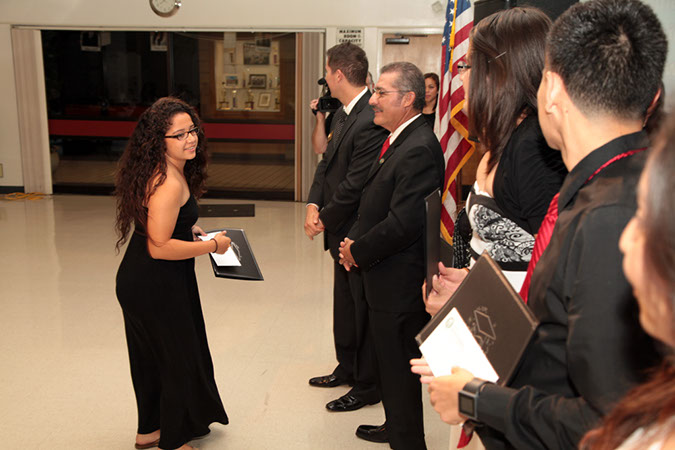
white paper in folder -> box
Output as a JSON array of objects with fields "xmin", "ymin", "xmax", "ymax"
[
  {"xmin": 419, "ymin": 308, "xmax": 499, "ymax": 382},
  {"xmin": 199, "ymin": 232, "xmax": 241, "ymax": 267}
]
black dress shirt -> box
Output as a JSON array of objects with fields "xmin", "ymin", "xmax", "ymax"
[{"xmin": 475, "ymin": 131, "xmax": 661, "ymax": 449}]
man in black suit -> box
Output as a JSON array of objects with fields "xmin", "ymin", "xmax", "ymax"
[
  {"xmin": 305, "ymin": 43, "xmax": 388, "ymax": 412},
  {"xmin": 340, "ymin": 62, "xmax": 445, "ymax": 449}
]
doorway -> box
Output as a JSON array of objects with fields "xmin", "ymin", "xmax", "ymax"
[{"xmin": 380, "ymin": 33, "xmax": 442, "ymax": 77}]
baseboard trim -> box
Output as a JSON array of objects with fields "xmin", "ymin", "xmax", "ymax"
[{"xmin": 0, "ymin": 186, "xmax": 25, "ymax": 194}]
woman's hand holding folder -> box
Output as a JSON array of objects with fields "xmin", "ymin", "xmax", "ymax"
[
  {"xmin": 411, "ymin": 357, "xmax": 475, "ymax": 424},
  {"xmin": 422, "ymin": 262, "xmax": 469, "ymax": 316}
]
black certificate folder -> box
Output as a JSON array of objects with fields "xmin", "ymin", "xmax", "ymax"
[
  {"xmin": 416, "ymin": 253, "xmax": 537, "ymax": 385},
  {"xmin": 424, "ymin": 188, "xmax": 442, "ymax": 297},
  {"xmin": 207, "ymin": 228, "xmax": 263, "ymax": 281}
]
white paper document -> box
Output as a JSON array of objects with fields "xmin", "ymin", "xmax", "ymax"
[
  {"xmin": 199, "ymin": 232, "xmax": 241, "ymax": 267},
  {"xmin": 419, "ymin": 308, "xmax": 499, "ymax": 382}
]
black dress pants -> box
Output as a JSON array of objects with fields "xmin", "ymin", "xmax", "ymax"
[
  {"xmin": 332, "ymin": 261, "xmax": 379, "ymax": 403},
  {"xmin": 369, "ymin": 308, "xmax": 430, "ymax": 449},
  {"xmin": 332, "ymin": 260, "xmax": 356, "ymax": 380}
]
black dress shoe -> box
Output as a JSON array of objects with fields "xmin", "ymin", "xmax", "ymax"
[
  {"xmin": 308, "ymin": 374, "xmax": 352, "ymax": 388},
  {"xmin": 356, "ymin": 423, "xmax": 388, "ymax": 443},
  {"xmin": 326, "ymin": 394, "xmax": 378, "ymax": 412}
]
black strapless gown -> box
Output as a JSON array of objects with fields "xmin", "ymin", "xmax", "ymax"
[{"xmin": 116, "ymin": 196, "xmax": 227, "ymax": 449}]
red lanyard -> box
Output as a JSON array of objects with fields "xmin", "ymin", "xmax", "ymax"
[{"xmin": 585, "ymin": 147, "xmax": 647, "ymax": 185}]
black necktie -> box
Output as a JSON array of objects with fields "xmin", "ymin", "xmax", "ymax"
[{"xmin": 331, "ymin": 109, "xmax": 347, "ymax": 146}]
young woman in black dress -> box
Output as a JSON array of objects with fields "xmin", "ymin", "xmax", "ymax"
[{"xmin": 114, "ymin": 97, "xmax": 230, "ymax": 450}]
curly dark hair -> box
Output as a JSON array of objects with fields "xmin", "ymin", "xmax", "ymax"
[{"xmin": 114, "ymin": 97, "xmax": 208, "ymax": 251}]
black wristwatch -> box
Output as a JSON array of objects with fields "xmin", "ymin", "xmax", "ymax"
[{"xmin": 458, "ymin": 378, "xmax": 492, "ymax": 421}]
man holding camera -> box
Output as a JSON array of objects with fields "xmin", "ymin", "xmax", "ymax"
[{"xmin": 305, "ymin": 42, "xmax": 388, "ymax": 413}]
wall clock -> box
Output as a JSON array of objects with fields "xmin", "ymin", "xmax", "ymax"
[{"xmin": 150, "ymin": 0, "xmax": 181, "ymax": 17}]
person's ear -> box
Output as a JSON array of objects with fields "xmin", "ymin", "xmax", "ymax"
[
  {"xmin": 402, "ymin": 91, "xmax": 415, "ymax": 108},
  {"xmin": 543, "ymin": 70, "xmax": 569, "ymax": 114},
  {"xmin": 540, "ymin": 70, "xmax": 555, "ymax": 114},
  {"xmin": 644, "ymin": 86, "xmax": 662, "ymax": 125}
]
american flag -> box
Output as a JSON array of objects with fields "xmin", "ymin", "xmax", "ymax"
[{"xmin": 436, "ymin": 0, "xmax": 475, "ymax": 242}]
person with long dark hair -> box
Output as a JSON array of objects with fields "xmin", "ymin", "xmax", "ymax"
[
  {"xmin": 423, "ymin": 7, "xmax": 567, "ymax": 314},
  {"xmin": 579, "ymin": 114, "xmax": 675, "ymax": 450},
  {"xmin": 422, "ymin": 72, "xmax": 439, "ymax": 127},
  {"xmin": 115, "ymin": 97, "xmax": 229, "ymax": 450}
]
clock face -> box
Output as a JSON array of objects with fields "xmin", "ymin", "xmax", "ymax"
[{"xmin": 150, "ymin": 0, "xmax": 181, "ymax": 17}]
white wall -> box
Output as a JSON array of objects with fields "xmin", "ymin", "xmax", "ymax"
[
  {"xmin": 0, "ymin": 24, "xmax": 23, "ymax": 187},
  {"xmin": 0, "ymin": 0, "xmax": 444, "ymax": 29},
  {"xmin": 643, "ymin": 0, "xmax": 675, "ymax": 112}
]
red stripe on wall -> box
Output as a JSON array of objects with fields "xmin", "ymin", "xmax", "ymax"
[
  {"xmin": 48, "ymin": 120, "xmax": 137, "ymax": 137},
  {"xmin": 48, "ymin": 120, "xmax": 295, "ymax": 141},
  {"xmin": 202, "ymin": 123, "xmax": 295, "ymax": 140}
]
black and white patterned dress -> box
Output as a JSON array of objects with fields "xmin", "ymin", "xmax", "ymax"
[{"xmin": 467, "ymin": 182, "xmax": 534, "ymax": 291}]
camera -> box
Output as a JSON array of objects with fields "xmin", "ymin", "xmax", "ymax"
[{"xmin": 314, "ymin": 78, "xmax": 342, "ymax": 114}]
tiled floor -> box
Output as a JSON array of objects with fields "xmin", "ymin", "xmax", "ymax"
[{"xmin": 0, "ymin": 195, "xmax": 452, "ymax": 449}]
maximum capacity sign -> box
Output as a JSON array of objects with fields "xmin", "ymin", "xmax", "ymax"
[{"xmin": 337, "ymin": 28, "xmax": 364, "ymax": 47}]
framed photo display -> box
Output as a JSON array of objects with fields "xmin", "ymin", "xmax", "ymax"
[
  {"xmin": 248, "ymin": 74, "xmax": 267, "ymax": 89},
  {"xmin": 214, "ymin": 32, "xmax": 284, "ymax": 113},
  {"xmin": 243, "ymin": 42, "xmax": 270, "ymax": 65},
  {"xmin": 257, "ymin": 93, "xmax": 271, "ymax": 108},
  {"xmin": 223, "ymin": 74, "xmax": 239, "ymax": 88}
]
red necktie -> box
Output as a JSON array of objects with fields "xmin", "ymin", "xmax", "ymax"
[
  {"xmin": 519, "ymin": 193, "xmax": 559, "ymax": 303},
  {"xmin": 379, "ymin": 137, "xmax": 391, "ymax": 159}
]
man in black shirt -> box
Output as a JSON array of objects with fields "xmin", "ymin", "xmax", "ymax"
[{"xmin": 411, "ymin": 1, "xmax": 668, "ymax": 448}]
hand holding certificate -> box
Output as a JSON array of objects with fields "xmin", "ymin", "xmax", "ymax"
[
  {"xmin": 202, "ymin": 228, "xmax": 264, "ymax": 281},
  {"xmin": 416, "ymin": 253, "xmax": 537, "ymax": 385},
  {"xmin": 199, "ymin": 232, "xmax": 241, "ymax": 267},
  {"xmin": 419, "ymin": 308, "xmax": 499, "ymax": 382}
]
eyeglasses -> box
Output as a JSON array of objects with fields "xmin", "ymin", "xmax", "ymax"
[
  {"xmin": 373, "ymin": 87, "xmax": 409, "ymax": 98},
  {"xmin": 165, "ymin": 126, "xmax": 199, "ymax": 141},
  {"xmin": 457, "ymin": 62, "xmax": 472, "ymax": 74}
]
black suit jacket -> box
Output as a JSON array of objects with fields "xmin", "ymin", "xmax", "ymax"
[
  {"xmin": 307, "ymin": 91, "xmax": 388, "ymax": 260},
  {"xmin": 349, "ymin": 116, "xmax": 445, "ymax": 312}
]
